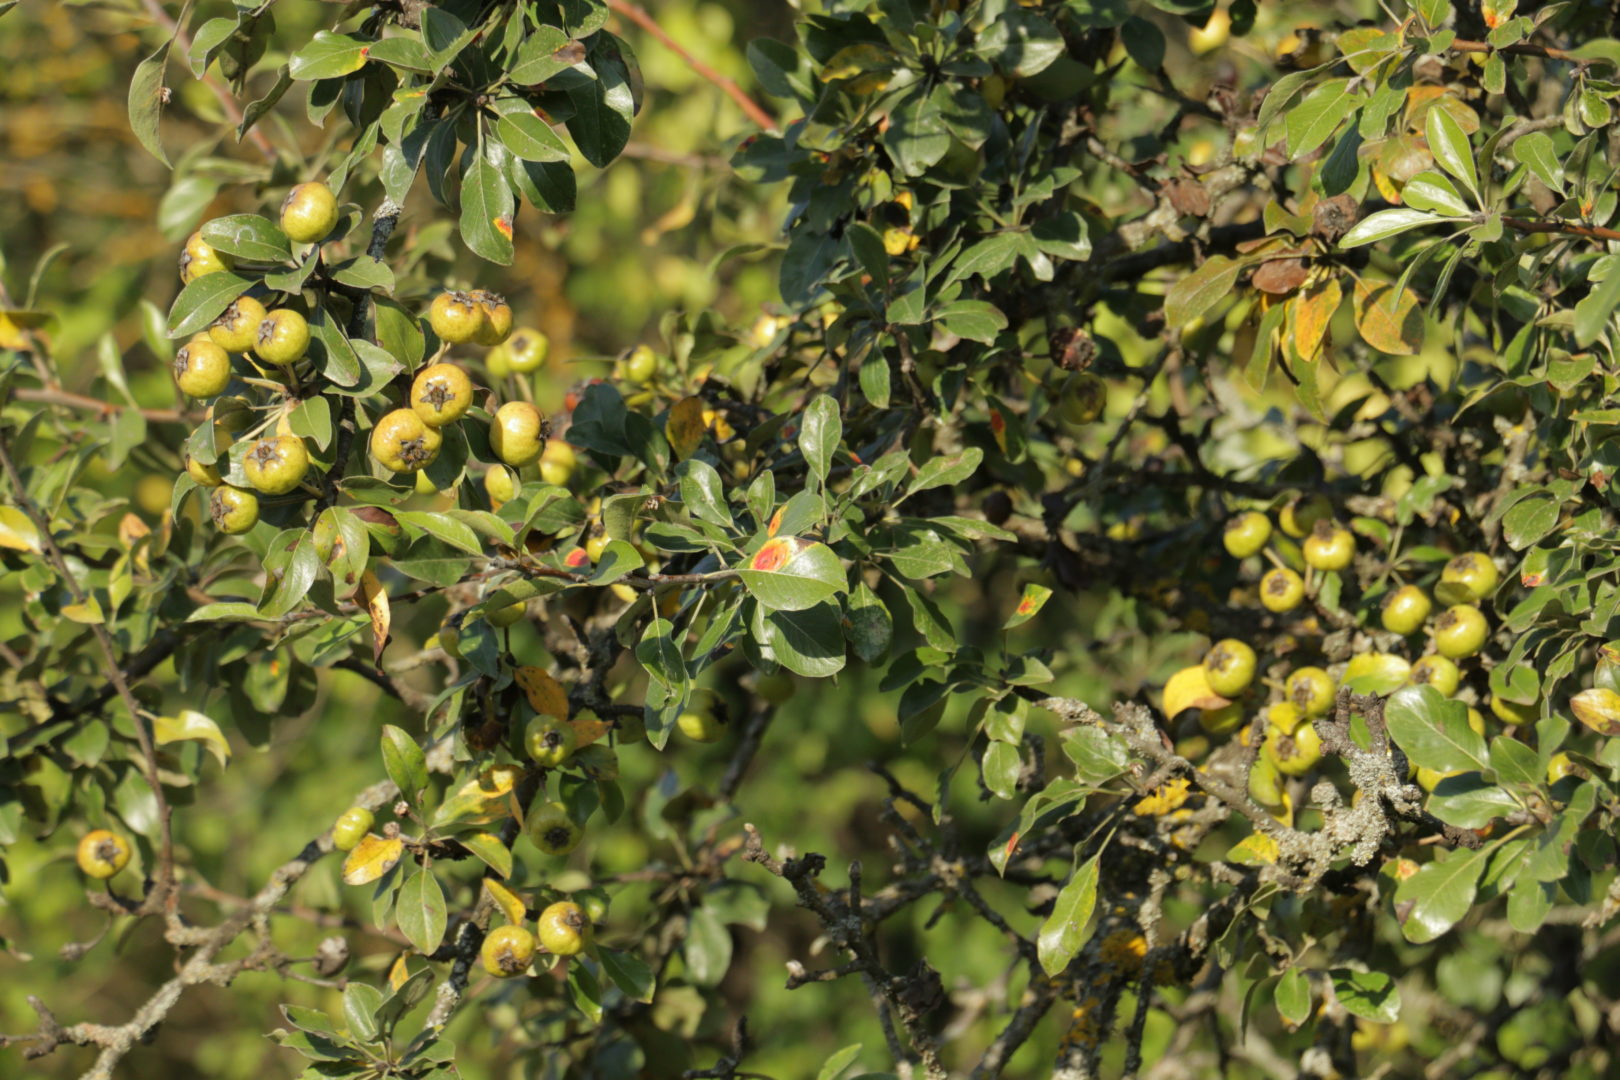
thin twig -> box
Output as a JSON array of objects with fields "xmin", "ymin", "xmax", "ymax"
[
  {"xmin": 605, "ymin": 0, "xmax": 779, "ymax": 133},
  {"xmin": 14, "ymin": 387, "xmax": 188, "ymax": 424}
]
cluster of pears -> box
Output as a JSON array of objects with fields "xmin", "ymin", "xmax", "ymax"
[
  {"xmin": 1198, "ymin": 495, "xmax": 1514, "ymax": 809},
  {"xmin": 1222, "ymin": 496, "xmax": 1498, "ymax": 660},
  {"xmin": 327, "ymin": 801, "xmax": 594, "ymax": 976}
]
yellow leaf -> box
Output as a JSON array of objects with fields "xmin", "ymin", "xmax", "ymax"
[
  {"xmin": 388, "ymin": 953, "xmax": 412, "ymax": 989},
  {"xmin": 341, "ymin": 834, "xmax": 405, "ymax": 885},
  {"xmin": 1226, "ymin": 832, "xmax": 1279, "ymax": 866},
  {"xmin": 0, "ymin": 506, "xmax": 42, "ymax": 553},
  {"xmin": 62, "ymin": 596, "xmax": 105, "ymax": 625},
  {"xmin": 362, "ymin": 570, "xmax": 391, "ymax": 670},
  {"xmin": 154, "ymin": 709, "xmax": 231, "ymax": 767},
  {"xmin": 665, "ymin": 396, "xmax": 706, "ymax": 461},
  {"xmin": 483, "ymin": 877, "xmax": 528, "ymax": 926},
  {"xmin": 431, "ymin": 764, "xmax": 524, "ymax": 828},
  {"xmin": 570, "ymin": 715, "xmax": 613, "ymax": 748},
  {"xmin": 117, "ymin": 512, "xmax": 150, "ymax": 550},
  {"xmin": 1571, "ymin": 688, "xmax": 1620, "ymax": 736},
  {"xmin": 514, "ymin": 667, "xmax": 569, "ymax": 720},
  {"xmin": 1292, "ymin": 276, "xmax": 1342, "ymax": 364},
  {"xmin": 1352, "ymin": 279, "xmax": 1424, "ymax": 356},
  {"xmin": 1162, "ymin": 665, "xmax": 1230, "ymax": 719}
]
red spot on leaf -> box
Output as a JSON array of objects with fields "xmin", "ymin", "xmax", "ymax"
[
  {"xmin": 493, "ymin": 216, "xmax": 514, "ymax": 240},
  {"xmin": 564, "ymin": 547, "xmax": 589, "ymax": 569},
  {"xmin": 989, "ymin": 409, "xmax": 1005, "ymax": 434},
  {"xmin": 1005, "ymin": 832, "xmax": 1021, "ymax": 859},
  {"xmin": 1016, "ymin": 597, "xmax": 1037, "ymax": 615},
  {"xmin": 751, "ymin": 538, "xmax": 791, "ymax": 572},
  {"xmin": 767, "ymin": 508, "xmax": 785, "ymax": 538}
]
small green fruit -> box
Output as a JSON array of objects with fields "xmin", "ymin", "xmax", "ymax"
[
  {"xmin": 481, "ymin": 925, "xmax": 537, "ymax": 977},
  {"xmin": 1409, "ymin": 654, "xmax": 1461, "ymax": 697},
  {"xmin": 1202, "ymin": 639, "xmax": 1257, "ymax": 698},
  {"xmin": 331, "ymin": 807, "xmax": 374, "ymax": 851},
  {"xmin": 1286, "ymin": 666, "xmax": 1335, "ymax": 717},
  {"xmin": 524, "ymin": 715, "xmax": 578, "ymax": 767},
  {"xmin": 1302, "ymin": 520, "xmax": 1354, "ymax": 572},
  {"xmin": 527, "ymin": 801, "xmax": 582, "ymax": 856},
  {"xmin": 1433, "ymin": 604, "xmax": 1488, "ymax": 660},
  {"xmin": 254, "ymin": 309, "xmax": 311, "ymax": 366},
  {"xmin": 1222, "ymin": 511, "xmax": 1272, "ymax": 559},
  {"xmin": 1260, "ymin": 567, "xmax": 1305, "ymax": 612},
  {"xmin": 1380, "ymin": 585, "xmax": 1432, "ymax": 636},
  {"xmin": 536, "ymin": 900, "xmax": 591, "ymax": 956},
  {"xmin": 209, "ymin": 486, "xmax": 259, "ymax": 534},
  {"xmin": 243, "ymin": 434, "xmax": 310, "ymax": 496},
  {"xmin": 173, "ymin": 339, "xmax": 232, "ymax": 398},
  {"xmin": 280, "ymin": 181, "xmax": 340, "ymax": 243}
]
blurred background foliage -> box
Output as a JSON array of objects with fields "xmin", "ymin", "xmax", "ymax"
[{"xmin": 0, "ymin": 0, "xmax": 1522, "ymax": 1077}]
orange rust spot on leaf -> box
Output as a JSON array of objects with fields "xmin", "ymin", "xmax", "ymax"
[
  {"xmin": 767, "ymin": 508, "xmax": 785, "ymax": 538},
  {"xmin": 564, "ymin": 547, "xmax": 590, "ymax": 569},
  {"xmin": 494, "ymin": 216, "xmax": 514, "ymax": 240},
  {"xmin": 751, "ymin": 538, "xmax": 792, "ymax": 572}
]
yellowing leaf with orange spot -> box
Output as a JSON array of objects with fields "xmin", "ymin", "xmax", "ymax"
[
  {"xmin": 515, "ymin": 666, "xmax": 569, "ymax": 719},
  {"xmin": 989, "ymin": 407, "xmax": 1008, "ymax": 454},
  {"xmin": 665, "ymin": 396, "xmax": 706, "ymax": 461},
  {"xmin": 483, "ymin": 877, "xmax": 528, "ymax": 926},
  {"xmin": 362, "ymin": 570, "xmax": 391, "ymax": 670},
  {"xmin": 1352, "ymin": 279, "xmax": 1423, "ymax": 355},
  {"xmin": 388, "ymin": 953, "xmax": 412, "ymax": 989},
  {"xmin": 431, "ymin": 764, "xmax": 523, "ymax": 827},
  {"xmin": 342, "ymin": 834, "xmax": 405, "ymax": 885},
  {"xmin": 1161, "ymin": 665, "xmax": 1231, "ymax": 719}
]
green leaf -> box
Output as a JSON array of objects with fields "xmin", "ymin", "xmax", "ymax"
[
  {"xmin": 259, "ymin": 534, "xmax": 321, "ymax": 618},
  {"xmin": 396, "ymin": 869, "xmax": 447, "ymax": 955},
  {"xmin": 982, "ymin": 741, "xmax": 1020, "ymax": 799},
  {"xmin": 635, "ymin": 617, "xmax": 686, "ymax": 687},
  {"xmin": 1004, "ymin": 583, "xmax": 1052, "ymax": 629},
  {"xmin": 380, "ymin": 724, "xmax": 428, "ymax": 806},
  {"xmin": 1575, "ymin": 259, "xmax": 1620, "ymax": 347},
  {"xmin": 589, "ymin": 540, "xmax": 645, "ymax": 585},
  {"xmin": 1385, "ymin": 685, "xmax": 1488, "ymax": 773},
  {"xmin": 167, "ymin": 271, "xmax": 253, "ymax": 338},
  {"xmin": 904, "ymin": 448, "xmax": 983, "ymax": 498},
  {"xmin": 497, "ymin": 109, "xmax": 572, "ymax": 163},
  {"xmin": 289, "ymin": 32, "xmax": 371, "ymax": 80},
  {"xmin": 1489, "ymin": 736, "xmax": 1542, "ymax": 787},
  {"xmin": 1274, "ymin": 967, "xmax": 1311, "ymax": 1027},
  {"xmin": 201, "ymin": 214, "xmax": 292, "ymax": 262},
  {"xmin": 1329, "ymin": 969, "xmax": 1401, "ymax": 1023},
  {"xmin": 1286, "ymin": 79, "xmax": 1356, "ymax": 159},
  {"xmin": 679, "ymin": 459, "xmax": 733, "ymax": 529},
  {"xmin": 1165, "ymin": 255, "xmax": 1241, "ymax": 329},
  {"xmin": 1399, "ymin": 171, "xmax": 1470, "ymax": 216},
  {"xmin": 1339, "ymin": 208, "xmax": 1446, "ymax": 248},
  {"xmin": 1038, "ymin": 855, "xmax": 1098, "ymax": 976},
  {"xmin": 343, "ymin": 983, "xmax": 384, "ymax": 1043},
  {"xmin": 565, "ymin": 50, "xmax": 635, "ymax": 167},
  {"xmin": 1512, "ymin": 131, "xmax": 1564, "ymax": 194},
  {"xmin": 1394, "ymin": 844, "xmax": 1489, "ymax": 943},
  {"xmin": 817, "ymin": 1044, "xmax": 864, "ymax": 1080},
  {"xmin": 395, "ymin": 511, "xmax": 483, "ymax": 556},
  {"xmin": 460, "ymin": 144, "xmax": 516, "ymax": 266},
  {"xmin": 760, "ymin": 602, "xmax": 847, "ymax": 678},
  {"xmin": 1426, "ymin": 774, "xmax": 1520, "ymax": 828},
  {"xmin": 598, "ymin": 947, "xmax": 655, "ymax": 1003},
  {"xmin": 799, "ymin": 395, "xmax": 841, "ymax": 486},
  {"xmin": 684, "ymin": 905, "xmax": 733, "ymax": 986},
  {"xmin": 737, "ymin": 538, "xmax": 847, "ymax": 611},
  {"xmin": 509, "ymin": 26, "xmax": 573, "ymax": 83},
  {"xmin": 844, "ymin": 583, "xmax": 893, "ymax": 663},
  {"xmin": 129, "ymin": 35, "xmax": 173, "ymax": 167},
  {"xmin": 1425, "ymin": 105, "xmax": 1479, "ymax": 201}
]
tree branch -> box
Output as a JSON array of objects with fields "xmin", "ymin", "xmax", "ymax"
[{"xmin": 605, "ymin": 0, "xmax": 779, "ymax": 133}]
